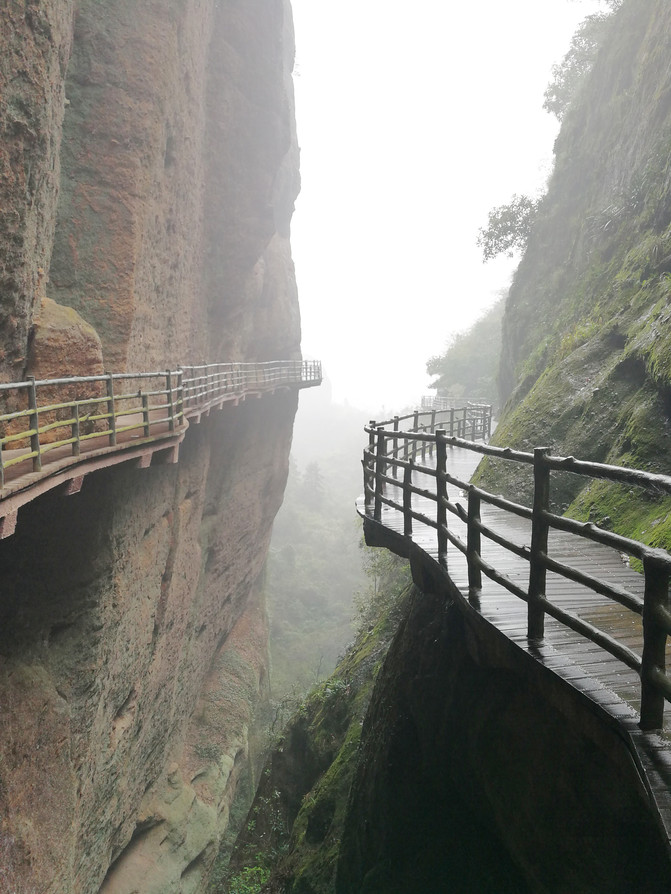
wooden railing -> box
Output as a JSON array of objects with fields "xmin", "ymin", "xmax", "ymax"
[
  {"xmin": 362, "ymin": 413, "xmax": 671, "ymax": 731},
  {"xmin": 0, "ymin": 359, "xmax": 321, "ymax": 489}
]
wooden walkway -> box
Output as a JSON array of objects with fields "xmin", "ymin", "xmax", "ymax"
[
  {"xmin": 0, "ymin": 360, "xmax": 321, "ymax": 537},
  {"xmin": 359, "ymin": 444, "xmax": 671, "ymax": 843}
]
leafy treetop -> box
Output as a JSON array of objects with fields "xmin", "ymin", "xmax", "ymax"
[{"xmin": 477, "ymin": 195, "xmax": 539, "ymax": 262}]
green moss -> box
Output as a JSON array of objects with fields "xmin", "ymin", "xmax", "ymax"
[
  {"xmin": 570, "ymin": 479, "xmax": 671, "ymax": 559},
  {"xmin": 221, "ymin": 581, "xmax": 415, "ymax": 894},
  {"xmin": 194, "ymin": 742, "xmax": 224, "ymax": 762}
]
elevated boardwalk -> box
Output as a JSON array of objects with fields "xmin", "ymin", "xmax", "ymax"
[
  {"xmin": 0, "ymin": 359, "xmax": 321, "ymax": 537},
  {"xmin": 358, "ymin": 408, "xmax": 671, "ymax": 851}
]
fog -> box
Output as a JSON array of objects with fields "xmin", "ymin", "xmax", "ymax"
[{"xmin": 291, "ymin": 0, "xmax": 606, "ymax": 415}]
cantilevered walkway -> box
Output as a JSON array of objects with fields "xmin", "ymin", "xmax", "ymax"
[
  {"xmin": 358, "ymin": 406, "xmax": 671, "ymax": 847},
  {"xmin": 0, "ymin": 359, "xmax": 321, "ymax": 537}
]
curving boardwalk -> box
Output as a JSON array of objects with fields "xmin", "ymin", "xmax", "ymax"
[
  {"xmin": 359, "ymin": 408, "xmax": 671, "ymax": 847},
  {"xmin": 0, "ymin": 359, "xmax": 321, "ymax": 537}
]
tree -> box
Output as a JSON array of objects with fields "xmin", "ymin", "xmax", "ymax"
[
  {"xmin": 543, "ymin": 11, "xmax": 615, "ymax": 121},
  {"xmin": 426, "ymin": 298, "xmax": 504, "ymax": 407},
  {"xmin": 301, "ymin": 461, "xmax": 325, "ymax": 509},
  {"xmin": 477, "ymin": 195, "xmax": 539, "ymax": 261}
]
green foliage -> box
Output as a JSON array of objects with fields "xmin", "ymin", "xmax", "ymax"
[
  {"xmin": 354, "ymin": 546, "xmax": 411, "ymax": 632},
  {"xmin": 477, "ymin": 194, "xmax": 539, "ymax": 261},
  {"xmin": 426, "ymin": 298, "xmax": 504, "ymax": 406},
  {"xmin": 226, "ymin": 567, "xmax": 416, "ymax": 894},
  {"xmin": 480, "ymin": 0, "xmax": 671, "ymax": 531},
  {"xmin": 266, "ymin": 457, "xmax": 368, "ymax": 697},
  {"xmin": 300, "ymin": 461, "xmax": 326, "ymax": 510},
  {"xmin": 543, "ymin": 13, "xmax": 613, "ymax": 120},
  {"xmin": 194, "ymin": 742, "xmax": 224, "ymax": 763},
  {"xmin": 228, "ymin": 864, "xmax": 270, "ymax": 894},
  {"xmin": 264, "ymin": 394, "xmax": 371, "ymax": 703},
  {"xmin": 570, "ymin": 480, "xmax": 671, "ymax": 562}
]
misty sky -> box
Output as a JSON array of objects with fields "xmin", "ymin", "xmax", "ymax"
[{"xmin": 290, "ymin": 0, "xmax": 606, "ymax": 416}]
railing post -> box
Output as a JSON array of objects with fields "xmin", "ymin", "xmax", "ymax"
[
  {"xmin": 72, "ymin": 403, "xmax": 81, "ymax": 456},
  {"xmin": 364, "ymin": 422, "xmax": 376, "ymax": 514},
  {"xmin": 142, "ymin": 393, "xmax": 150, "ymax": 437},
  {"xmin": 640, "ymin": 555, "xmax": 670, "ymax": 730},
  {"xmin": 176, "ymin": 369, "xmax": 184, "ymax": 422},
  {"xmin": 467, "ymin": 486, "xmax": 482, "ymax": 591},
  {"xmin": 182, "ymin": 366, "xmax": 193, "ymax": 409},
  {"xmin": 28, "ymin": 376, "xmax": 42, "ymax": 471},
  {"xmin": 487, "ymin": 406, "xmax": 492, "ymax": 439},
  {"xmin": 106, "ymin": 373, "xmax": 117, "ymax": 446},
  {"xmin": 166, "ymin": 370, "xmax": 175, "ymax": 432},
  {"xmin": 449, "ymin": 407, "xmax": 455, "ymax": 438},
  {"xmin": 374, "ymin": 427, "xmax": 387, "ymax": 522},
  {"xmin": 435, "ymin": 429, "xmax": 448, "ymax": 566},
  {"xmin": 528, "ymin": 447, "xmax": 551, "ymax": 640},
  {"xmin": 411, "ymin": 411, "xmax": 419, "ymax": 463},
  {"xmin": 430, "ymin": 409, "xmax": 436, "ymax": 458},
  {"xmin": 403, "ymin": 461, "xmax": 413, "ymax": 537},
  {"xmin": 392, "ymin": 416, "xmax": 400, "ymax": 480}
]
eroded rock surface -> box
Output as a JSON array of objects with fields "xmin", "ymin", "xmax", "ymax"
[{"xmin": 0, "ymin": 1, "xmax": 302, "ymax": 891}]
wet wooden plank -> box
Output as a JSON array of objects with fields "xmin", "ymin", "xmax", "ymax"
[{"xmin": 364, "ymin": 445, "xmax": 671, "ymax": 733}]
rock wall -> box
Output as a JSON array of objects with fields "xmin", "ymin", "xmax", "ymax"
[
  {"xmin": 336, "ymin": 581, "xmax": 671, "ymax": 894},
  {"xmin": 482, "ymin": 0, "xmax": 671, "ymax": 527},
  {"xmin": 0, "ymin": 0, "xmax": 76, "ymax": 382},
  {"xmin": 0, "ymin": 1, "xmax": 302, "ymax": 891}
]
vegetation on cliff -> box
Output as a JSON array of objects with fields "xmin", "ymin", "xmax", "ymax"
[
  {"xmin": 265, "ymin": 450, "xmax": 366, "ymax": 698},
  {"xmin": 211, "ymin": 553, "xmax": 411, "ymax": 893},
  {"xmin": 426, "ymin": 297, "xmax": 504, "ymax": 408},
  {"xmin": 219, "ymin": 534, "xmax": 671, "ymax": 894},
  {"xmin": 474, "ymin": 0, "xmax": 671, "ymax": 550}
]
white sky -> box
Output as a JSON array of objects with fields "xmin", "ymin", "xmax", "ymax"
[{"xmin": 290, "ymin": 0, "xmax": 606, "ymax": 417}]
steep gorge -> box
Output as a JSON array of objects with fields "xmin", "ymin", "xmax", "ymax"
[{"xmin": 0, "ymin": 1, "xmax": 302, "ymax": 891}]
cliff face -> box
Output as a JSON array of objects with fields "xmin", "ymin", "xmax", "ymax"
[
  {"xmin": 335, "ymin": 581, "xmax": 671, "ymax": 894},
  {"xmin": 0, "ymin": 1, "xmax": 302, "ymax": 891},
  {"xmin": 229, "ymin": 572, "xmax": 671, "ymax": 893},
  {"xmin": 483, "ymin": 0, "xmax": 671, "ymax": 533},
  {"xmin": 0, "ymin": 1, "xmax": 75, "ymax": 381}
]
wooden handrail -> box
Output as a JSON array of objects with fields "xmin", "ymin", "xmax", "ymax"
[
  {"xmin": 362, "ymin": 408, "xmax": 671, "ymax": 730},
  {"xmin": 0, "ymin": 360, "xmax": 321, "ymax": 491}
]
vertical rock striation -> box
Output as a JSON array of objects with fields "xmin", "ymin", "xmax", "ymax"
[
  {"xmin": 0, "ymin": 1, "xmax": 303, "ymax": 891},
  {"xmin": 0, "ymin": 0, "xmax": 76, "ymax": 381}
]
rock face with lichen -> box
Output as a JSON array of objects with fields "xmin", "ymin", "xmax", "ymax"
[
  {"xmin": 0, "ymin": 1, "xmax": 302, "ymax": 892},
  {"xmin": 479, "ymin": 0, "xmax": 671, "ymax": 541}
]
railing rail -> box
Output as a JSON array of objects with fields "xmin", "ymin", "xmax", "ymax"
[
  {"xmin": 0, "ymin": 359, "xmax": 321, "ymax": 490},
  {"xmin": 362, "ymin": 410, "xmax": 671, "ymax": 730}
]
